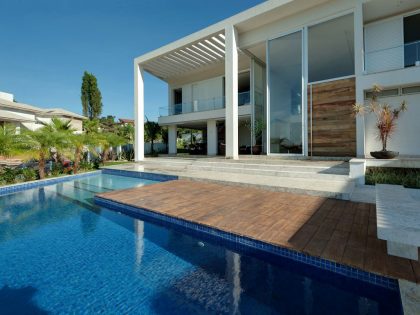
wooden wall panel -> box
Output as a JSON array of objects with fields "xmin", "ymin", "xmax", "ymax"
[{"xmin": 308, "ymin": 78, "xmax": 356, "ymax": 157}]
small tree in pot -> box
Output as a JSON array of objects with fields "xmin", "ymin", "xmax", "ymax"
[
  {"xmin": 245, "ymin": 118, "xmax": 266, "ymax": 155},
  {"xmin": 353, "ymin": 85, "xmax": 407, "ymax": 159}
]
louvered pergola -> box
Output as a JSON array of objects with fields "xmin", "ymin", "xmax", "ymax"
[{"xmin": 140, "ymin": 31, "xmax": 226, "ymax": 81}]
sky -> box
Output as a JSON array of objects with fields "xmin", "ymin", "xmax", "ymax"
[{"xmin": 0, "ymin": 0, "xmax": 264, "ymax": 121}]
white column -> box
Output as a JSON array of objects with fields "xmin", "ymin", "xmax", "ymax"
[
  {"xmin": 207, "ymin": 119, "xmax": 218, "ymax": 156},
  {"xmin": 134, "ymin": 63, "xmax": 144, "ymax": 161},
  {"xmin": 354, "ymin": 2, "xmax": 365, "ymax": 158},
  {"xmin": 302, "ymin": 26, "xmax": 309, "ymax": 157},
  {"xmin": 168, "ymin": 125, "xmax": 177, "ymax": 155},
  {"xmin": 225, "ymin": 25, "xmax": 239, "ymax": 160}
]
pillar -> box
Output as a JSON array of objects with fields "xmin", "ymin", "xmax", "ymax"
[
  {"xmin": 207, "ymin": 120, "xmax": 218, "ymax": 156},
  {"xmin": 168, "ymin": 125, "xmax": 177, "ymax": 155},
  {"xmin": 225, "ymin": 25, "xmax": 239, "ymax": 159},
  {"xmin": 134, "ymin": 63, "xmax": 144, "ymax": 161}
]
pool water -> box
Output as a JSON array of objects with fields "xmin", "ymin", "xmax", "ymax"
[{"xmin": 0, "ymin": 174, "xmax": 402, "ymax": 314}]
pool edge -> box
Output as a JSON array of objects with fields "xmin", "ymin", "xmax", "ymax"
[{"xmin": 94, "ymin": 194, "xmax": 399, "ymax": 291}]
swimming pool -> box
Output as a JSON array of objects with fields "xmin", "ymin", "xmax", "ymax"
[{"xmin": 0, "ymin": 172, "xmax": 403, "ymax": 314}]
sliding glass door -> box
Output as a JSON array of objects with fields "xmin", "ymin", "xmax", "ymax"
[{"xmin": 268, "ymin": 31, "xmax": 303, "ymax": 154}]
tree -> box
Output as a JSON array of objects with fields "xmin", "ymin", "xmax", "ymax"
[
  {"xmin": 144, "ymin": 119, "xmax": 161, "ymax": 155},
  {"xmin": 83, "ymin": 118, "xmax": 100, "ymax": 134},
  {"xmin": 70, "ymin": 133, "xmax": 98, "ymax": 174},
  {"xmin": 81, "ymin": 71, "xmax": 103, "ymax": 119},
  {"xmin": 0, "ymin": 124, "xmax": 19, "ymax": 157},
  {"xmin": 99, "ymin": 115, "xmax": 117, "ymax": 133},
  {"xmin": 19, "ymin": 127, "xmax": 68, "ymax": 179},
  {"xmin": 99, "ymin": 132, "xmax": 125, "ymax": 162},
  {"xmin": 118, "ymin": 123, "xmax": 134, "ymax": 144}
]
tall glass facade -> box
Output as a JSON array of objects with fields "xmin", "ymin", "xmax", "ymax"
[{"xmin": 268, "ymin": 31, "xmax": 303, "ymax": 154}]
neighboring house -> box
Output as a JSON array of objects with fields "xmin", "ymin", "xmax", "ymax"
[
  {"xmin": 118, "ymin": 118, "xmax": 134, "ymax": 126},
  {"xmin": 133, "ymin": 0, "xmax": 420, "ymax": 160},
  {"xmin": 0, "ymin": 91, "xmax": 86, "ymax": 133}
]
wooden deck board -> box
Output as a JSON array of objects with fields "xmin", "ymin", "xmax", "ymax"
[{"xmin": 97, "ymin": 179, "xmax": 420, "ymax": 283}]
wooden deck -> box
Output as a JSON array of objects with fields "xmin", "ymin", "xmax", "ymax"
[{"xmin": 97, "ymin": 179, "xmax": 420, "ymax": 283}]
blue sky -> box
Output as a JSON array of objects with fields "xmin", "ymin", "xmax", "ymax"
[{"xmin": 0, "ymin": 0, "xmax": 263, "ymax": 121}]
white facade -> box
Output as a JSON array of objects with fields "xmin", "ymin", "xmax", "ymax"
[
  {"xmin": 134, "ymin": 0, "xmax": 420, "ymax": 160},
  {"xmin": 0, "ymin": 92, "xmax": 86, "ymax": 132}
]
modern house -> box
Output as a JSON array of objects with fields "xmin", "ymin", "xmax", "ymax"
[
  {"xmin": 0, "ymin": 91, "xmax": 86, "ymax": 133},
  {"xmin": 133, "ymin": 0, "xmax": 420, "ymax": 160}
]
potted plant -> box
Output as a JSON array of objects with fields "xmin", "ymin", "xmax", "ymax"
[
  {"xmin": 353, "ymin": 85, "xmax": 407, "ymax": 159},
  {"xmin": 245, "ymin": 119, "xmax": 266, "ymax": 155}
]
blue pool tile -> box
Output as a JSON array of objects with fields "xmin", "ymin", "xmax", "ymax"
[{"xmin": 94, "ymin": 196, "xmax": 399, "ymax": 291}]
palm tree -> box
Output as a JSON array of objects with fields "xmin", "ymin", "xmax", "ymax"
[
  {"xmin": 70, "ymin": 133, "xmax": 98, "ymax": 174},
  {"xmin": 99, "ymin": 132, "xmax": 125, "ymax": 162},
  {"xmin": 0, "ymin": 124, "xmax": 19, "ymax": 158},
  {"xmin": 144, "ymin": 119, "xmax": 161, "ymax": 155},
  {"xmin": 83, "ymin": 118, "xmax": 100, "ymax": 134},
  {"xmin": 19, "ymin": 127, "xmax": 68, "ymax": 179},
  {"xmin": 44, "ymin": 117, "xmax": 73, "ymax": 132}
]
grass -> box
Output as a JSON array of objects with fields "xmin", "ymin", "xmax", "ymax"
[{"xmin": 365, "ymin": 167, "xmax": 420, "ymax": 189}]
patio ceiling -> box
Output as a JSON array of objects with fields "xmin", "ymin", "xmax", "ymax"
[{"xmin": 140, "ymin": 31, "xmax": 226, "ymax": 81}]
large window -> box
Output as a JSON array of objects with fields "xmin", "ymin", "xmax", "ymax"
[
  {"xmin": 404, "ymin": 13, "xmax": 420, "ymax": 67},
  {"xmin": 308, "ymin": 14, "xmax": 354, "ymax": 83},
  {"xmin": 268, "ymin": 31, "xmax": 303, "ymax": 154}
]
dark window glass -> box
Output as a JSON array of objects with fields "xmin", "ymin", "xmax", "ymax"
[{"xmin": 404, "ymin": 13, "xmax": 420, "ymax": 67}]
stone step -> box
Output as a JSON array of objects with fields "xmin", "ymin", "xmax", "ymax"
[
  {"xmin": 140, "ymin": 159, "xmax": 350, "ymax": 179},
  {"xmin": 183, "ymin": 164, "xmax": 350, "ymax": 181}
]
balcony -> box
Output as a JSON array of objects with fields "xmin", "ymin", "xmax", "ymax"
[
  {"xmin": 159, "ymin": 91, "xmax": 250, "ymax": 117},
  {"xmin": 364, "ymin": 41, "xmax": 420, "ymax": 74}
]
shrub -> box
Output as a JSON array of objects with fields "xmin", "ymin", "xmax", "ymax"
[
  {"xmin": 92, "ymin": 157, "xmax": 102, "ymax": 169},
  {"xmin": 79, "ymin": 160, "xmax": 94, "ymax": 171},
  {"xmin": 51, "ymin": 163, "xmax": 64, "ymax": 176},
  {"xmin": 0, "ymin": 167, "xmax": 21, "ymax": 184},
  {"xmin": 21, "ymin": 168, "xmax": 37, "ymax": 182},
  {"xmin": 366, "ymin": 167, "xmax": 420, "ymax": 189}
]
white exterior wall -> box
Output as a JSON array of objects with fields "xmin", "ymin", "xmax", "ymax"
[
  {"xmin": 365, "ymin": 93, "xmax": 420, "ymax": 156},
  {"xmin": 172, "ymin": 76, "xmax": 224, "ymax": 113},
  {"xmin": 364, "ymin": 17, "xmax": 404, "ymax": 74},
  {"xmin": 0, "ymin": 92, "xmax": 14, "ymax": 102},
  {"xmin": 158, "ymin": 105, "xmax": 251, "ymax": 126}
]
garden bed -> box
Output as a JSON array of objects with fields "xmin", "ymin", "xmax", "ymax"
[{"xmin": 366, "ymin": 167, "xmax": 420, "ymax": 189}]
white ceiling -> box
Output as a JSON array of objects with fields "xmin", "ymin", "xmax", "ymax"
[{"xmin": 364, "ymin": 0, "xmax": 420, "ymax": 23}]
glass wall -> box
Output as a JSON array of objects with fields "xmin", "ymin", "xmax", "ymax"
[
  {"xmin": 251, "ymin": 59, "xmax": 266, "ymax": 150},
  {"xmin": 308, "ymin": 14, "xmax": 354, "ymax": 83},
  {"xmin": 268, "ymin": 31, "xmax": 303, "ymax": 154}
]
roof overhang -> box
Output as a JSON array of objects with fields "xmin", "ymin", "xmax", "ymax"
[
  {"xmin": 0, "ymin": 110, "xmax": 35, "ymax": 123},
  {"xmin": 135, "ymin": 0, "xmax": 335, "ymax": 82},
  {"xmin": 140, "ymin": 30, "xmax": 227, "ymax": 82}
]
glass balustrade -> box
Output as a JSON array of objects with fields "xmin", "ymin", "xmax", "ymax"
[
  {"xmin": 159, "ymin": 92, "xmax": 251, "ymax": 117},
  {"xmin": 364, "ymin": 41, "xmax": 420, "ymax": 74}
]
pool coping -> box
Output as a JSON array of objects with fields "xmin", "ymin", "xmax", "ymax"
[
  {"xmin": 0, "ymin": 170, "xmax": 102, "ymax": 196},
  {"xmin": 0, "ymin": 169, "xmax": 178, "ymax": 197},
  {"xmin": 93, "ymin": 190, "xmax": 399, "ymax": 291}
]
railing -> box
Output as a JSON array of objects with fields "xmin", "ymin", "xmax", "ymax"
[
  {"xmin": 159, "ymin": 91, "xmax": 251, "ymax": 117},
  {"xmin": 364, "ymin": 41, "xmax": 420, "ymax": 74},
  {"xmin": 238, "ymin": 91, "xmax": 250, "ymax": 106}
]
